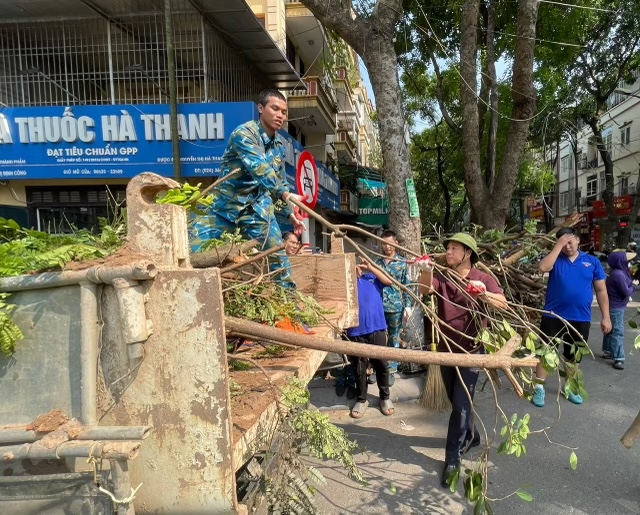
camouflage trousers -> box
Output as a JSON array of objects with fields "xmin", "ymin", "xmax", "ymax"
[
  {"xmin": 190, "ymin": 204, "xmax": 294, "ymax": 288},
  {"xmin": 385, "ymin": 311, "xmax": 403, "ymax": 373}
]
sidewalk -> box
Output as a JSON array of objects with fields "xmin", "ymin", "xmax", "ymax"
[{"xmin": 308, "ymin": 354, "xmax": 426, "ymax": 412}]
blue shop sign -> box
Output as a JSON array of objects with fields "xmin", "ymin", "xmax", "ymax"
[
  {"xmin": 0, "ymin": 102, "xmax": 259, "ymax": 179},
  {"xmin": 278, "ymin": 129, "xmax": 340, "ymax": 212}
]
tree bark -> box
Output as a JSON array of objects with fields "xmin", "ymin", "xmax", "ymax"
[
  {"xmin": 489, "ymin": 0, "xmax": 538, "ymax": 228},
  {"xmin": 621, "ymin": 411, "xmax": 640, "ymax": 449},
  {"xmin": 189, "ymin": 239, "xmax": 259, "ymax": 268},
  {"xmin": 462, "ymin": 0, "xmax": 539, "ymax": 229},
  {"xmin": 485, "ymin": 0, "xmax": 499, "ymax": 192},
  {"xmin": 300, "ymin": 0, "xmax": 421, "ymax": 253},
  {"xmin": 587, "ymin": 117, "xmax": 619, "ymax": 245},
  {"xmin": 225, "ymin": 316, "xmax": 537, "ymax": 396},
  {"xmin": 460, "ymin": 0, "xmax": 485, "ymax": 225}
]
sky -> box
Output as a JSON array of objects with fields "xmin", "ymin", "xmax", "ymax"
[{"xmin": 358, "ymin": 56, "xmax": 510, "ymax": 134}]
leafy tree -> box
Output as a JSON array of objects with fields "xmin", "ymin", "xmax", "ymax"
[
  {"xmin": 533, "ymin": 0, "xmax": 640, "ymax": 246},
  {"xmin": 300, "ymin": 0, "xmax": 421, "ymax": 252}
]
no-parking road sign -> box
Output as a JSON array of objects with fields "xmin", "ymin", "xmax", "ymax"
[{"xmin": 296, "ymin": 150, "xmax": 318, "ymax": 210}]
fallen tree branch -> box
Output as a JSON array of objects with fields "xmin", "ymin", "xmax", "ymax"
[
  {"xmin": 190, "ymin": 239, "xmax": 260, "ymax": 268},
  {"xmin": 620, "ymin": 411, "xmax": 640, "ymax": 449},
  {"xmin": 220, "ymin": 244, "xmax": 285, "ymax": 274},
  {"xmin": 224, "ymin": 317, "xmax": 537, "ymax": 397}
]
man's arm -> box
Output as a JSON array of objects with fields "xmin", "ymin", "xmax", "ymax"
[
  {"xmin": 359, "ymin": 260, "xmax": 392, "ymax": 285},
  {"xmin": 230, "ymin": 130, "xmax": 289, "ymax": 200},
  {"xmin": 539, "ymin": 234, "xmax": 574, "ymax": 272},
  {"xmin": 593, "ymin": 279, "xmax": 612, "ymax": 333},
  {"xmin": 476, "ymin": 274, "xmax": 508, "ymax": 310},
  {"xmin": 483, "ymin": 291, "xmax": 508, "ymax": 310}
]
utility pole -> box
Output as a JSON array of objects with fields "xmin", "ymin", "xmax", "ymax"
[{"xmin": 165, "ymin": 0, "xmax": 181, "ymax": 180}]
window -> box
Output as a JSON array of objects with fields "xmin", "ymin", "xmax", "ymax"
[
  {"xmin": 560, "ymin": 155, "xmax": 571, "ymax": 180},
  {"xmin": 560, "ymin": 192, "xmax": 568, "ymax": 209},
  {"xmin": 587, "ymin": 175, "xmax": 597, "ymax": 197},
  {"xmin": 621, "ymin": 126, "xmax": 631, "ymax": 146},
  {"xmin": 604, "ymin": 133, "xmax": 612, "ymax": 154},
  {"xmin": 620, "ymin": 176, "xmax": 629, "ymax": 195}
]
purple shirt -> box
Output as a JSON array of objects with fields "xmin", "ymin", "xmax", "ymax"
[{"xmin": 607, "ymin": 252, "xmax": 636, "ymax": 309}]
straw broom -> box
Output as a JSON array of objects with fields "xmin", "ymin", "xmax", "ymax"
[{"xmin": 419, "ymin": 295, "xmax": 451, "ymax": 411}]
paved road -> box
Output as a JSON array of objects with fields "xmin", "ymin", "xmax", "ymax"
[{"xmin": 306, "ymin": 297, "xmax": 640, "ymax": 514}]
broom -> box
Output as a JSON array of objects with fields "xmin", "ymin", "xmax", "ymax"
[{"xmin": 419, "ymin": 295, "xmax": 451, "ymax": 411}]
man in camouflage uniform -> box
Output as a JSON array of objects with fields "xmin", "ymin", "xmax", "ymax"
[
  {"xmin": 191, "ymin": 89, "xmax": 305, "ymax": 288},
  {"xmin": 375, "ymin": 230, "xmax": 410, "ymax": 381}
]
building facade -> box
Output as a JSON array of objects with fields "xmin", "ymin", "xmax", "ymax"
[
  {"xmin": 0, "ymin": 0, "xmax": 342, "ymax": 250},
  {"xmin": 528, "ymin": 73, "xmax": 640, "ymax": 250}
]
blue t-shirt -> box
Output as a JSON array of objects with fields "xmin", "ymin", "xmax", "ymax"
[
  {"xmin": 543, "ymin": 251, "xmax": 605, "ymax": 322},
  {"xmin": 347, "ymin": 273, "xmax": 387, "ymax": 337}
]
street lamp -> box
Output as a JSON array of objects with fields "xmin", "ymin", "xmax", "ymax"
[
  {"xmin": 614, "ymin": 87, "xmax": 640, "ymax": 100},
  {"xmin": 19, "ymin": 67, "xmax": 81, "ymax": 102}
]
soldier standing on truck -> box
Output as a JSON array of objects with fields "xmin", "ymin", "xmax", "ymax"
[{"xmin": 190, "ymin": 89, "xmax": 306, "ymax": 288}]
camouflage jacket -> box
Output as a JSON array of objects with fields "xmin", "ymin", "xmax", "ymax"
[
  {"xmin": 375, "ymin": 254, "xmax": 410, "ymax": 313},
  {"xmin": 212, "ymin": 120, "xmax": 291, "ymax": 220}
]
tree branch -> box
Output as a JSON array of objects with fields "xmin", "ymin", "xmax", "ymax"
[{"xmin": 427, "ymin": 49, "xmax": 461, "ymax": 134}]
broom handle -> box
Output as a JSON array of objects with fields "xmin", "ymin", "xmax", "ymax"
[{"xmin": 430, "ymin": 296, "xmax": 438, "ymax": 352}]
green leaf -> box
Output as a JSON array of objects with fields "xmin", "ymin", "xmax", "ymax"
[
  {"xmin": 569, "ymin": 451, "xmax": 578, "ymax": 470},
  {"xmin": 516, "ymin": 490, "xmax": 533, "ymax": 502},
  {"xmin": 629, "ymin": 320, "xmax": 638, "ymax": 329},
  {"xmin": 449, "ymin": 468, "xmax": 460, "ymax": 492},
  {"xmin": 634, "ymin": 334, "xmax": 640, "ymax": 349}
]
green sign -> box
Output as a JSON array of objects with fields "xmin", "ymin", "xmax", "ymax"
[
  {"xmin": 406, "ymin": 178, "xmax": 420, "ymax": 218},
  {"xmin": 355, "ymin": 177, "xmax": 389, "ymax": 226},
  {"xmin": 357, "ymin": 196, "xmax": 389, "ymax": 226}
]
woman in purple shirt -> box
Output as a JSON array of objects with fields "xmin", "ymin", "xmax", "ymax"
[{"xmin": 603, "ymin": 250, "xmax": 637, "ymax": 370}]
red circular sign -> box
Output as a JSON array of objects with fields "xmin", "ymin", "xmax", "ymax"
[{"xmin": 295, "ymin": 150, "xmax": 318, "ymax": 210}]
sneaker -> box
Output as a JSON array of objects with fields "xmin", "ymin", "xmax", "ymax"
[
  {"xmin": 388, "ymin": 373, "xmax": 396, "ymax": 386},
  {"xmin": 613, "ymin": 360, "xmax": 625, "ymax": 370},
  {"xmin": 335, "ymin": 380, "xmax": 347, "ymax": 397},
  {"xmin": 532, "ymin": 386, "xmax": 545, "ymax": 408},
  {"xmin": 602, "ymin": 351, "xmax": 613, "ymax": 360},
  {"xmin": 566, "ymin": 390, "xmax": 583, "ymax": 405}
]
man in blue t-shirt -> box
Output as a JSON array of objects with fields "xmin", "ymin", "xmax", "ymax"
[
  {"xmin": 346, "ymin": 266, "xmax": 394, "ymax": 419},
  {"xmin": 533, "ymin": 227, "xmax": 611, "ymax": 407}
]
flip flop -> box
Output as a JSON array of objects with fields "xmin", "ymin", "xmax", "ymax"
[
  {"xmin": 350, "ymin": 400, "xmax": 368, "ymax": 419},
  {"xmin": 380, "ymin": 399, "xmax": 394, "ymax": 416}
]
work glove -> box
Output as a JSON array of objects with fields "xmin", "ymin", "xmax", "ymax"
[
  {"xmin": 412, "ymin": 254, "xmax": 434, "ymax": 270},
  {"xmin": 465, "ymin": 280, "xmax": 486, "ymax": 296}
]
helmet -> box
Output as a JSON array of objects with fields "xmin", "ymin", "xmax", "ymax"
[{"xmin": 443, "ymin": 233, "xmax": 479, "ymax": 264}]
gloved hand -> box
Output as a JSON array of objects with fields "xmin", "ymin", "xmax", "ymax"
[
  {"xmin": 412, "ymin": 254, "xmax": 433, "ymax": 270},
  {"xmin": 465, "ymin": 280, "xmax": 486, "ymax": 296}
]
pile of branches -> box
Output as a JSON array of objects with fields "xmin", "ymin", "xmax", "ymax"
[{"xmin": 422, "ymin": 213, "xmax": 581, "ymax": 320}]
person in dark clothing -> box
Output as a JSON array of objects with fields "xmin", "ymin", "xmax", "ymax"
[
  {"xmin": 348, "ymin": 265, "xmax": 394, "ymax": 418},
  {"xmin": 602, "ymin": 250, "xmax": 637, "ymax": 370},
  {"xmin": 418, "ymin": 233, "xmax": 507, "ymax": 489}
]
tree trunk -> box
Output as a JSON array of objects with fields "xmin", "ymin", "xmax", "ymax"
[
  {"xmin": 299, "ymin": 0, "xmax": 421, "ymax": 253},
  {"xmin": 485, "ymin": 0, "xmax": 499, "ymax": 192},
  {"xmin": 461, "ymin": 0, "xmax": 538, "ymax": 230},
  {"xmin": 363, "ymin": 42, "xmax": 421, "ymax": 251},
  {"xmin": 487, "ymin": 0, "xmax": 539, "ymax": 229},
  {"xmin": 435, "ymin": 145, "xmax": 452, "ymax": 231},
  {"xmin": 459, "ymin": 0, "xmax": 486, "ymax": 226},
  {"xmin": 587, "ymin": 118, "xmax": 619, "ymax": 245}
]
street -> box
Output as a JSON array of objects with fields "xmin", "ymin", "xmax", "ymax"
[{"xmin": 306, "ymin": 296, "xmax": 640, "ymax": 514}]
